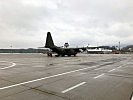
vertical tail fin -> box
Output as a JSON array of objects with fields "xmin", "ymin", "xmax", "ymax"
[{"xmin": 45, "ymin": 32, "xmax": 54, "ymax": 48}]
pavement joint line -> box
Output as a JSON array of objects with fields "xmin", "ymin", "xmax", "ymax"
[
  {"xmin": 1, "ymin": 62, "xmax": 16, "ymax": 70},
  {"xmin": 61, "ymin": 82, "xmax": 86, "ymax": 93},
  {"xmin": 94, "ymin": 73, "xmax": 105, "ymax": 79},
  {"xmin": 0, "ymin": 65, "xmax": 100, "ymax": 90}
]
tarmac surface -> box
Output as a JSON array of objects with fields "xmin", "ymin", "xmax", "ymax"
[{"xmin": 0, "ymin": 53, "xmax": 133, "ymax": 100}]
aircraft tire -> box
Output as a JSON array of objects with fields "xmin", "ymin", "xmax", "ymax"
[
  {"xmin": 55, "ymin": 55, "xmax": 60, "ymax": 57},
  {"xmin": 73, "ymin": 54, "xmax": 76, "ymax": 56},
  {"xmin": 47, "ymin": 52, "xmax": 52, "ymax": 57},
  {"xmin": 68, "ymin": 55, "xmax": 71, "ymax": 57},
  {"xmin": 61, "ymin": 55, "xmax": 65, "ymax": 57}
]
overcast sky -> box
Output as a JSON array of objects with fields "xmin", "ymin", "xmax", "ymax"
[{"xmin": 0, "ymin": 0, "xmax": 133, "ymax": 48}]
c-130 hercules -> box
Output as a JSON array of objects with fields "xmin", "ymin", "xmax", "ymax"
[{"xmin": 45, "ymin": 32, "xmax": 86, "ymax": 57}]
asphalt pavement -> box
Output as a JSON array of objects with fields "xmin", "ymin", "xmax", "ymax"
[{"xmin": 0, "ymin": 54, "xmax": 133, "ymax": 100}]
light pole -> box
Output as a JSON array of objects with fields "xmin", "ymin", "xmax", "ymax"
[{"xmin": 119, "ymin": 41, "xmax": 120, "ymax": 51}]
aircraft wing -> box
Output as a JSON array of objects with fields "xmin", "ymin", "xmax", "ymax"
[
  {"xmin": 70, "ymin": 47, "xmax": 86, "ymax": 52},
  {"xmin": 38, "ymin": 47, "xmax": 45, "ymax": 48}
]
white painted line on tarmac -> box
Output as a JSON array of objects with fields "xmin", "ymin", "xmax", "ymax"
[
  {"xmin": 108, "ymin": 65, "xmax": 122, "ymax": 72},
  {"xmin": 79, "ymin": 72, "xmax": 87, "ymax": 75},
  {"xmin": 0, "ymin": 61, "xmax": 8, "ymax": 62},
  {"xmin": 1, "ymin": 62, "xmax": 16, "ymax": 70},
  {"xmin": 0, "ymin": 65, "xmax": 99, "ymax": 90},
  {"xmin": 62, "ymin": 82, "xmax": 86, "ymax": 93},
  {"xmin": 117, "ymin": 66, "xmax": 122, "ymax": 69},
  {"xmin": 131, "ymin": 95, "xmax": 133, "ymax": 100},
  {"xmin": 127, "ymin": 62, "xmax": 133, "ymax": 65},
  {"xmin": 94, "ymin": 73, "xmax": 105, "ymax": 79},
  {"xmin": 108, "ymin": 68, "xmax": 116, "ymax": 72}
]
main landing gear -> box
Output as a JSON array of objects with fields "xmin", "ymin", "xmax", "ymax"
[{"xmin": 47, "ymin": 51, "xmax": 52, "ymax": 57}]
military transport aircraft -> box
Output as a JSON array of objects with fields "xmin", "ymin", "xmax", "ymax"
[{"xmin": 45, "ymin": 32, "xmax": 86, "ymax": 57}]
